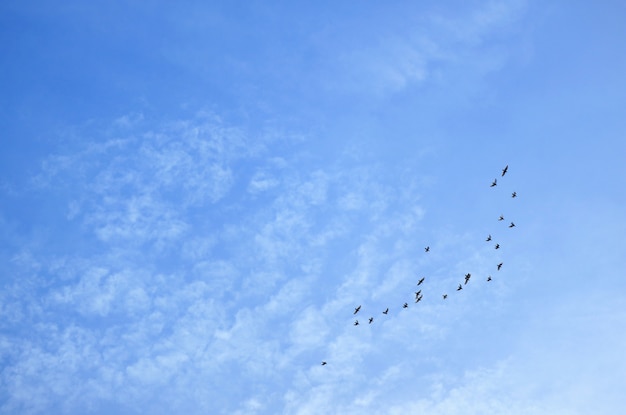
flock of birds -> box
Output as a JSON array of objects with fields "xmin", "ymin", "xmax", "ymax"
[{"xmin": 321, "ymin": 165, "xmax": 517, "ymax": 367}]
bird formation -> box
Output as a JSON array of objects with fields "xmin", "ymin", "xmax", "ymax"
[{"xmin": 321, "ymin": 165, "xmax": 518, "ymax": 366}]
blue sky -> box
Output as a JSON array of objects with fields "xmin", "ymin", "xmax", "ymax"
[{"xmin": 1, "ymin": 1, "xmax": 625, "ymax": 414}]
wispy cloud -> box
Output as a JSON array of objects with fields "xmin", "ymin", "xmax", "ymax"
[
  {"xmin": 32, "ymin": 112, "xmax": 257, "ymax": 249},
  {"xmin": 3, "ymin": 108, "xmax": 440, "ymax": 414},
  {"xmin": 316, "ymin": 0, "xmax": 528, "ymax": 95}
]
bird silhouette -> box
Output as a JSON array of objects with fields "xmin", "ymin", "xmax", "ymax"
[
  {"xmin": 442, "ymin": 294, "xmax": 448, "ymax": 299},
  {"xmin": 457, "ymin": 284, "xmax": 463, "ymax": 291},
  {"xmin": 403, "ymin": 303, "xmax": 408, "ymax": 308},
  {"xmin": 354, "ymin": 305, "xmax": 361, "ymax": 315},
  {"xmin": 354, "ymin": 320, "xmax": 359, "ymax": 326},
  {"xmin": 417, "ymin": 277, "xmax": 425, "ymax": 286},
  {"xmin": 487, "ymin": 276, "xmax": 492, "ymax": 281},
  {"xmin": 425, "ymin": 246, "xmax": 430, "ymax": 252},
  {"xmin": 486, "ymin": 234, "xmax": 492, "ymax": 241},
  {"xmin": 321, "ymin": 361, "xmax": 327, "ymax": 366},
  {"xmin": 495, "ymin": 243, "xmax": 500, "ymax": 249},
  {"xmin": 502, "ymin": 165, "xmax": 508, "ymax": 176},
  {"xmin": 499, "ymin": 215, "xmax": 504, "ymax": 221},
  {"xmin": 512, "ymin": 191, "xmax": 517, "ymax": 198},
  {"xmin": 509, "ymin": 222, "xmax": 516, "ymax": 228},
  {"xmin": 491, "ymin": 179, "xmax": 497, "ymax": 187},
  {"xmin": 415, "ymin": 290, "xmax": 422, "ymax": 299},
  {"xmin": 382, "ymin": 308, "xmax": 389, "ymax": 315},
  {"xmin": 497, "ymin": 263, "xmax": 503, "ymax": 270},
  {"xmin": 464, "ymin": 273, "xmax": 471, "ymax": 284},
  {"xmin": 415, "ymin": 296, "xmax": 423, "ymax": 303},
  {"xmin": 368, "ymin": 317, "xmax": 374, "ymax": 324}
]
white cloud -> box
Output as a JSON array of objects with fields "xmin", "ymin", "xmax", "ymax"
[
  {"xmin": 32, "ymin": 112, "xmax": 258, "ymax": 249},
  {"xmin": 317, "ymin": 0, "xmax": 527, "ymax": 96},
  {"xmin": 248, "ymin": 170, "xmax": 280, "ymax": 194},
  {"xmin": 48, "ymin": 266, "xmax": 150, "ymax": 317}
]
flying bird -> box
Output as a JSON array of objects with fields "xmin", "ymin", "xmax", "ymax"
[
  {"xmin": 495, "ymin": 243, "xmax": 500, "ymax": 249},
  {"xmin": 486, "ymin": 234, "xmax": 492, "ymax": 241},
  {"xmin": 354, "ymin": 320, "xmax": 359, "ymax": 326},
  {"xmin": 415, "ymin": 295, "xmax": 423, "ymax": 303},
  {"xmin": 442, "ymin": 294, "xmax": 448, "ymax": 299},
  {"xmin": 354, "ymin": 305, "xmax": 361, "ymax": 315},
  {"xmin": 499, "ymin": 215, "xmax": 504, "ymax": 221},
  {"xmin": 464, "ymin": 273, "xmax": 471, "ymax": 284},
  {"xmin": 321, "ymin": 361, "xmax": 327, "ymax": 366},
  {"xmin": 417, "ymin": 277, "xmax": 425, "ymax": 286},
  {"xmin": 425, "ymin": 246, "xmax": 430, "ymax": 252},
  {"xmin": 512, "ymin": 191, "xmax": 517, "ymax": 198},
  {"xmin": 502, "ymin": 165, "xmax": 509, "ymax": 176},
  {"xmin": 415, "ymin": 290, "xmax": 422, "ymax": 299},
  {"xmin": 487, "ymin": 276, "xmax": 492, "ymax": 281},
  {"xmin": 457, "ymin": 284, "xmax": 463, "ymax": 291},
  {"xmin": 497, "ymin": 263, "xmax": 503, "ymax": 270},
  {"xmin": 403, "ymin": 303, "xmax": 408, "ymax": 308},
  {"xmin": 509, "ymin": 222, "xmax": 516, "ymax": 228},
  {"xmin": 382, "ymin": 308, "xmax": 389, "ymax": 315},
  {"xmin": 491, "ymin": 179, "xmax": 497, "ymax": 187},
  {"xmin": 368, "ymin": 317, "xmax": 374, "ymax": 324}
]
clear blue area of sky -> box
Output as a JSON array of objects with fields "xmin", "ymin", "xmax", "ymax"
[{"xmin": 1, "ymin": 1, "xmax": 625, "ymax": 414}]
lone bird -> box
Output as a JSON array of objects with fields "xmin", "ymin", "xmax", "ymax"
[
  {"xmin": 354, "ymin": 320, "xmax": 359, "ymax": 326},
  {"xmin": 403, "ymin": 303, "xmax": 408, "ymax": 309},
  {"xmin": 509, "ymin": 222, "xmax": 516, "ymax": 228},
  {"xmin": 368, "ymin": 317, "xmax": 374, "ymax": 324},
  {"xmin": 442, "ymin": 294, "xmax": 448, "ymax": 299},
  {"xmin": 464, "ymin": 273, "xmax": 471, "ymax": 284},
  {"xmin": 499, "ymin": 215, "xmax": 504, "ymax": 221},
  {"xmin": 495, "ymin": 243, "xmax": 500, "ymax": 249},
  {"xmin": 491, "ymin": 178, "xmax": 497, "ymax": 187},
  {"xmin": 417, "ymin": 277, "xmax": 425, "ymax": 286},
  {"xmin": 497, "ymin": 263, "xmax": 503, "ymax": 270},
  {"xmin": 502, "ymin": 165, "xmax": 509, "ymax": 176},
  {"xmin": 321, "ymin": 361, "xmax": 327, "ymax": 366},
  {"xmin": 512, "ymin": 191, "xmax": 517, "ymax": 198},
  {"xmin": 382, "ymin": 308, "xmax": 389, "ymax": 315},
  {"xmin": 425, "ymin": 246, "xmax": 430, "ymax": 253},
  {"xmin": 457, "ymin": 284, "xmax": 463, "ymax": 291},
  {"xmin": 487, "ymin": 276, "xmax": 492, "ymax": 281},
  {"xmin": 354, "ymin": 305, "xmax": 361, "ymax": 315},
  {"xmin": 486, "ymin": 234, "xmax": 492, "ymax": 242}
]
